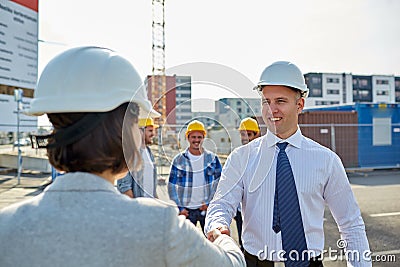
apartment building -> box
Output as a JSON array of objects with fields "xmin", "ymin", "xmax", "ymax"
[
  {"xmin": 305, "ymin": 73, "xmax": 399, "ymax": 107},
  {"xmin": 215, "ymin": 97, "xmax": 261, "ymax": 127}
]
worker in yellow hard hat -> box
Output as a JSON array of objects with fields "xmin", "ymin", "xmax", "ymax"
[
  {"xmin": 117, "ymin": 117, "xmax": 159, "ymax": 198},
  {"xmin": 139, "ymin": 118, "xmax": 158, "ymax": 147},
  {"xmin": 168, "ymin": 120, "xmax": 222, "ymax": 232},
  {"xmin": 238, "ymin": 117, "xmax": 260, "ymax": 145}
]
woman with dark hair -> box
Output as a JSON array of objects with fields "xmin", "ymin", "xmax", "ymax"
[{"xmin": 0, "ymin": 46, "xmax": 245, "ymax": 267}]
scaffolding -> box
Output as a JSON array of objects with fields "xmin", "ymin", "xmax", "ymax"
[{"xmin": 151, "ymin": 0, "xmax": 166, "ymax": 123}]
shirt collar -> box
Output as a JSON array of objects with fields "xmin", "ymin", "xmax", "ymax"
[
  {"xmin": 265, "ymin": 127, "xmax": 303, "ymax": 149},
  {"xmin": 183, "ymin": 147, "xmax": 209, "ymax": 158},
  {"xmin": 45, "ymin": 172, "xmax": 118, "ymax": 193}
]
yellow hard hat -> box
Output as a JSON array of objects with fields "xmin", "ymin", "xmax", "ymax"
[
  {"xmin": 185, "ymin": 120, "xmax": 206, "ymax": 137},
  {"xmin": 239, "ymin": 117, "xmax": 260, "ymax": 133},
  {"xmin": 138, "ymin": 118, "xmax": 158, "ymax": 128}
]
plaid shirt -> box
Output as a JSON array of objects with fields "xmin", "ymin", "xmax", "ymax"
[{"xmin": 168, "ymin": 148, "xmax": 222, "ymax": 211}]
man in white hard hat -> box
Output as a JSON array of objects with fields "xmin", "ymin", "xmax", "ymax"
[
  {"xmin": 168, "ymin": 120, "xmax": 222, "ymax": 232},
  {"xmin": 0, "ymin": 47, "xmax": 245, "ymax": 267},
  {"xmin": 205, "ymin": 61, "xmax": 371, "ymax": 267},
  {"xmin": 117, "ymin": 117, "xmax": 159, "ymax": 198}
]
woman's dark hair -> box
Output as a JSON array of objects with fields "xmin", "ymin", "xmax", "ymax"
[{"xmin": 47, "ymin": 102, "xmax": 140, "ymax": 174}]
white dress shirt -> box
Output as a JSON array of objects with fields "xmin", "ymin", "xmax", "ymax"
[{"xmin": 205, "ymin": 128, "xmax": 371, "ymax": 266}]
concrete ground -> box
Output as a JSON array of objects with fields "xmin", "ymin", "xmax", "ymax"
[
  {"xmin": 2, "ymin": 168, "xmax": 399, "ymax": 266},
  {"xmin": 0, "ymin": 169, "xmax": 51, "ymax": 210}
]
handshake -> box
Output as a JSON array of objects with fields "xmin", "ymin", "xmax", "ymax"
[{"xmin": 207, "ymin": 225, "xmax": 231, "ymax": 242}]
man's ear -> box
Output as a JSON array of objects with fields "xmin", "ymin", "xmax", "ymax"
[{"xmin": 297, "ymin": 98, "xmax": 305, "ymax": 114}]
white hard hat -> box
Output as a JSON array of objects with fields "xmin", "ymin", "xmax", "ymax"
[
  {"xmin": 27, "ymin": 46, "xmax": 160, "ymax": 118},
  {"xmin": 254, "ymin": 61, "xmax": 309, "ymax": 98}
]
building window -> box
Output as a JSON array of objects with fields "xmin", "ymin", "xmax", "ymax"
[
  {"xmin": 177, "ymin": 93, "xmax": 191, "ymax": 98},
  {"xmin": 376, "ymin": 90, "xmax": 389, "ymax": 96},
  {"xmin": 353, "ymin": 77, "xmax": 372, "ymax": 88},
  {"xmin": 180, "ymin": 116, "xmax": 192, "ymax": 120},
  {"xmin": 305, "ymin": 73, "xmax": 323, "ymax": 97},
  {"xmin": 360, "ymin": 79, "xmax": 368, "ymax": 86},
  {"xmin": 327, "ymin": 77, "xmax": 340, "ymax": 83},
  {"xmin": 311, "ymin": 88, "xmax": 322, "ymax": 97},
  {"xmin": 311, "ymin": 77, "xmax": 321, "ymax": 83},
  {"xmin": 376, "ymin": 79, "xmax": 389, "ymax": 85},
  {"xmin": 177, "ymin": 87, "xmax": 191, "ymax": 91},
  {"xmin": 353, "ymin": 89, "xmax": 372, "ymax": 102},
  {"xmin": 315, "ymin": 100, "xmax": 340, "ymax": 105},
  {"xmin": 237, "ymin": 108, "xmax": 242, "ymax": 113},
  {"xmin": 327, "ymin": 89, "xmax": 340, "ymax": 95},
  {"xmin": 395, "ymin": 79, "xmax": 400, "ymax": 90},
  {"xmin": 236, "ymin": 101, "xmax": 241, "ymax": 106},
  {"xmin": 396, "ymin": 91, "xmax": 400, "ymax": 102}
]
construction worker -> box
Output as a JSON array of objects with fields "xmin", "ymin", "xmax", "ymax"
[
  {"xmin": 0, "ymin": 47, "xmax": 245, "ymax": 267},
  {"xmin": 168, "ymin": 120, "xmax": 222, "ymax": 232},
  {"xmin": 205, "ymin": 61, "xmax": 371, "ymax": 267},
  {"xmin": 117, "ymin": 117, "xmax": 158, "ymax": 198},
  {"xmin": 238, "ymin": 117, "xmax": 260, "ymax": 145},
  {"xmin": 234, "ymin": 117, "xmax": 261, "ymax": 250}
]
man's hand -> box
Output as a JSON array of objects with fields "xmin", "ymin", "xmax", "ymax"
[
  {"xmin": 179, "ymin": 209, "xmax": 189, "ymax": 217},
  {"xmin": 123, "ymin": 190, "xmax": 134, "ymax": 198},
  {"xmin": 199, "ymin": 202, "xmax": 208, "ymax": 211},
  {"xmin": 207, "ymin": 225, "xmax": 231, "ymax": 242}
]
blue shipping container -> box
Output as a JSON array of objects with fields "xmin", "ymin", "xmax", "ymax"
[{"xmin": 304, "ymin": 103, "xmax": 400, "ymax": 168}]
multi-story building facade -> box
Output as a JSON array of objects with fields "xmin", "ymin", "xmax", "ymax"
[
  {"xmin": 396, "ymin": 77, "xmax": 400, "ymax": 102},
  {"xmin": 305, "ymin": 73, "xmax": 399, "ymax": 107},
  {"xmin": 215, "ymin": 97, "xmax": 261, "ymax": 128},
  {"xmin": 146, "ymin": 75, "xmax": 192, "ymax": 127},
  {"xmin": 174, "ymin": 76, "xmax": 192, "ymax": 127}
]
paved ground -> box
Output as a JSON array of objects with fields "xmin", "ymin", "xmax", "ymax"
[
  {"xmin": 1, "ymin": 168, "xmax": 399, "ymax": 266},
  {"xmin": 0, "ymin": 169, "xmax": 51, "ymax": 210}
]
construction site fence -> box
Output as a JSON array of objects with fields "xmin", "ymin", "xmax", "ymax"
[{"xmin": 1, "ymin": 123, "xmax": 399, "ymax": 170}]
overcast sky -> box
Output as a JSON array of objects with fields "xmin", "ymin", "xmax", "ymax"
[{"xmin": 38, "ymin": 0, "xmax": 400, "ymax": 111}]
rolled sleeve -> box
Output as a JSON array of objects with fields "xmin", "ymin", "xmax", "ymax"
[
  {"xmin": 168, "ymin": 163, "xmax": 183, "ymax": 210},
  {"xmin": 117, "ymin": 173, "xmax": 133, "ymax": 194}
]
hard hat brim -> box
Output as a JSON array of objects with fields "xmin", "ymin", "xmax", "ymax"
[
  {"xmin": 25, "ymin": 96, "xmax": 161, "ymax": 118},
  {"xmin": 253, "ymin": 82, "xmax": 309, "ymax": 98}
]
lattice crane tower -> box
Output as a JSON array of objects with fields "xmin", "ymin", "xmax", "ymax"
[{"xmin": 151, "ymin": 0, "xmax": 166, "ymax": 123}]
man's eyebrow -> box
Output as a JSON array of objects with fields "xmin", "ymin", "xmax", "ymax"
[{"xmin": 273, "ymin": 96, "xmax": 289, "ymax": 100}]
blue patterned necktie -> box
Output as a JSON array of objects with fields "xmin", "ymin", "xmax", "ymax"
[{"xmin": 272, "ymin": 142, "xmax": 309, "ymax": 267}]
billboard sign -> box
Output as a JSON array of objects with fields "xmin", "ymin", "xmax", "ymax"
[
  {"xmin": 0, "ymin": 93, "xmax": 37, "ymax": 132},
  {"xmin": 0, "ymin": 0, "xmax": 38, "ymax": 89}
]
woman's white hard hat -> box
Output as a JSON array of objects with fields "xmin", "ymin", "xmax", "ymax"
[{"xmin": 26, "ymin": 46, "xmax": 160, "ymax": 118}]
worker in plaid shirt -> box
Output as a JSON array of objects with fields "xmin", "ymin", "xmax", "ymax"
[{"xmin": 168, "ymin": 120, "xmax": 222, "ymax": 231}]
